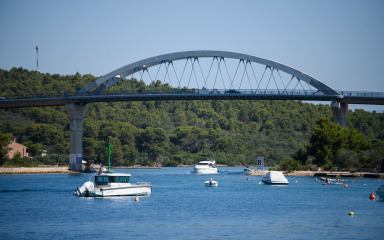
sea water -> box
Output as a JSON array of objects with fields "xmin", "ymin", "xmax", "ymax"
[{"xmin": 0, "ymin": 167, "xmax": 383, "ymax": 240}]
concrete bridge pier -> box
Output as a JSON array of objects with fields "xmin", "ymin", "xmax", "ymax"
[
  {"xmin": 330, "ymin": 101, "xmax": 348, "ymax": 128},
  {"xmin": 66, "ymin": 103, "xmax": 87, "ymax": 171}
]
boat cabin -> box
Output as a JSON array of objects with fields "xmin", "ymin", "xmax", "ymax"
[{"xmin": 95, "ymin": 173, "xmax": 131, "ymax": 186}]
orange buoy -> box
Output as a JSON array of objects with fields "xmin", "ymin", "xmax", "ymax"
[
  {"xmin": 134, "ymin": 196, "xmax": 139, "ymax": 202},
  {"xmin": 370, "ymin": 193, "xmax": 376, "ymax": 200},
  {"xmin": 351, "ymin": 180, "xmax": 354, "ymax": 183},
  {"xmin": 344, "ymin": 184, "xmax": 348, "ymax": 187}
]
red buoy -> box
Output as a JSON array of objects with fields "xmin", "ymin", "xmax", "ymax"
[
  {"xmin": 134, "ymin": 196, "xmax": 139, "ymax": 202},
  {"xmin": 370, "ymin": 193, "xmax": 376, "ymax": 200},
  {"xmin": 344, "ymin": 184, "xmax": 348, "ymax": 187}
]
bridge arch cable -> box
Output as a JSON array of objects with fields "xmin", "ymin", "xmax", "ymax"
[
  {"xmin": 150, "ymin": 62, "xmax": 164, "ymax": 92},
  {"xmin": 222, "ymin": 58, "xmax": 234, "ymax": 90},
  {"xmin": 113, "ymin": 79, "xmax": 122, "ymax": 95},
  {"xmin": 298, "ymin": 78, "xmax": 308, "ymax": 95},
  {"xmin": 249, "ymin": 62, "xmax": 260, "ymax": 92},
  {"xmin": 276, "ymin": 69, "xmax": 287, "ymax": 92},
  {"xmin": 195, "ymin": 58, "xmax": 209, "ymax": 89},
  {"xmin": 292, "ymin": 77, "xmax": 302, "ymax": 94},
  {"xmin": 202, "ymin": 57, "xmax": 216, "ymax": 89},
  {"xmin": 217, "ymin": 58, "xmax": 227, "ymax": 90},
  {"xmin": 139, "ymin": 69, "xmax": 146, "ymax": 92},
  {"xmin": 143, "ymin": 69, "xmax": 154, "ymax": 93},
  {"xmin": 238, "ymin": 60, "xmax": 247, "ymax": 90},
  {"xmin": 212, "ymin": 57, "xmax": 220, "ymax": 89},
  {"xmin": 256, "ymin": 66, "xmax": 268, "ymax": 93},
  {"xmin": 162, "ymin": 61, "xmax": 173, "ymax": 90},
  {"xmin": 232, "ymin": 60, "xmax": 242, "ymax": 90},
  {"xmin": 243, "ymin": 60, "xmax": 253, "ymax": 91},
  {"xmin": 282, "ymin": 76, "xmax": 295, "ymax": 94},
  {"xmin": 264, "ymin": 67, "xmax": 274, "ymax": 94},
  {"xmin": 193, "ymin": 58, "xmax": 201, "ymax": 89},
  {"xmin": 179, "ymin": 57, "xmax": 192, "ymax": 90},
  {"xmin": 119, "ymin": 76, "xmax": 130, "ymax": 95},
  {"xmin": 269, "ymin": 68, "xmax": 280, "ymax": 94},
  {"xmin": 187, "ymin": 58, "xmax": 196, "ymax": 89}
]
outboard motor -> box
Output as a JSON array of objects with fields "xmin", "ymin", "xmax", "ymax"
[{"xmin": 75, "ymin": 181, "xmax": 95, "ymax": 197}]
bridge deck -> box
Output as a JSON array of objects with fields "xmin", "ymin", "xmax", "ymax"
[{"xmin": 1, "ymin": 90, "xmax": 384, "ymax": 109}]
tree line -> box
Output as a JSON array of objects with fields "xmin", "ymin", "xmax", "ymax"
[{"xmin": 1, "ymin": 67, "xmax": 383, "ymax": 170}]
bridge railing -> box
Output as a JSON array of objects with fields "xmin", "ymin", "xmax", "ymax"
[{"xmin": 338, "ymin": 91, "xmax": 384, "ymax": 98}]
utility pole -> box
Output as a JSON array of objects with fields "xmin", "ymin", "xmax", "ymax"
[{"xmin": 36, "ymin": 45, "xmax": 39, "ymax": 72}]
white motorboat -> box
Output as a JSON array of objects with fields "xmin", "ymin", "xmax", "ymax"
[
  {"xmin": 194, "ymin": 158, "xmax": 218, "ymax": 174},
  {"xmin": 204, "ymin": 178, "xmax": 218, "ymax": 187},
  {"xmin": 74, "ymin": 171, "xmax": 152, "ymax": 197},
  {"xmin": 376, "ymin": 184, "xmax": 384, "ymax": 199},
  {"xmin": 261, "ymin": 171, "xmax": 289, "ymax": 185},
  {"xmin": 75, "ymin": 142, "xmax": 152, "ymax": 197}
]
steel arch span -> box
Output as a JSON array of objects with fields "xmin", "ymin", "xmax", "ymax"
[{"xmin": 76, "ymin": 50, "xmax": 339, "ymax": 96}]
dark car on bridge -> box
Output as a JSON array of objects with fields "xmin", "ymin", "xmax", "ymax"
[{"xmin": 224, "ymin": 89, "xmax": 241, "ymax": 94}]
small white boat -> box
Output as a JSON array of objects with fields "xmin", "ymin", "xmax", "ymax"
[
  {"xmin": 204, "ymin": 178, "xmax": 218, "ymax": 187},
  {"xmin": 320, "ymin": 177, "xmax": 336, "ymax": 182},
  {"xmin": 244, "ymin": 166, "xmax": 254, "ymax": 172},
  {"xmin": 194, "ymin": 158, "xmax": 218, "ymax": 174},
  {"xmin": 376, "ymin": 184, "xmax": 384, "ymax": 199},
  {"xmin": 261, "ymin": 171, "xmax": 289, "ymax": 185},
  {"xmin": 75, "ymin": 171, "xmax": 152, "ymax": 197}
]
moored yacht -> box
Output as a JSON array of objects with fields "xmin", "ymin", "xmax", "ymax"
[{"xmin": 194, "ymin": 158, "xmax": 218, "ymax": 174}]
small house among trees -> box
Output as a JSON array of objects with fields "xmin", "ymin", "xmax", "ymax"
[{"xmin": 5, "ymin": 138, "xmax": 29, "ymax": 159}]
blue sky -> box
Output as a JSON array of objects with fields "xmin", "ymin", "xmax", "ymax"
[{"xmin": 1, "ymin": 0, "xmax": 383, "ymax": 111}]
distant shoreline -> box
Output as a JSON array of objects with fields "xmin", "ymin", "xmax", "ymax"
[{"xmin": 0, "ymin": 167, "xmax": 383, "ymax": 178}]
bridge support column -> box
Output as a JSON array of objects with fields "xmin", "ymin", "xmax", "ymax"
[
  {"xmin": 66, "ymin": 103, "xmax": 87, "ymax": 171},
  {"xmin": 330, "ymin": 101, "xmax": 348, "ymax": 128}
]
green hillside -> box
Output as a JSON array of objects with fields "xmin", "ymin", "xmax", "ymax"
[{"xmin": 1, "ymin": 67, "xmax": 383, "ymax": 170}]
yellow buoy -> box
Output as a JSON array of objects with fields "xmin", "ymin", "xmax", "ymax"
[
  {"xmin": 258, "ymin": 182, "xmax": 261, "ymax": 184},
  {"xmin": 349, "ymin": 211, "xmax": 354, "ymax": 215}
]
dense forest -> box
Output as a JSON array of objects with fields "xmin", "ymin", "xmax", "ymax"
[{"xmin": 1, "ymin": 67, "xmax": 383, "ymax": 171}]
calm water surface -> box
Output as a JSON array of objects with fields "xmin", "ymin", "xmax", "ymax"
[{"xmin": 0, "ymin": 167, "xmax": 383, "ymax": 240}]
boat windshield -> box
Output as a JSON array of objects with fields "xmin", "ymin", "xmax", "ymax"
[
  {"xmin": 197, "ymin": 163, "xmax": 209, "ymax": 165},
  {"xmin": 95, "ymin": 176, "xmax": 130, "ymax": 184}
]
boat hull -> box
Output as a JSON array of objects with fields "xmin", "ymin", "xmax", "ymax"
[
  {"xmin": 204, "ymin": 181, "xmax": 218, "ymax": 187},
  {"xmin": 77, "ymin": 183, "xmax": 152, "ymax": 197},
  {"xmin": 261, "ymin": 180, "xmax": 289, "ymax": 185},
  {"xmin": 194, "ymin": 168, "xmax": 218, "ymax": 174}
]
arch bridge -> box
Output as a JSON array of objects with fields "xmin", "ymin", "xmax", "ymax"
[{"xmin": 1, "ymin": 50, "xmax": 383, "ymax": 170}]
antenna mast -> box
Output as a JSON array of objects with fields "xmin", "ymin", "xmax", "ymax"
[{"xmin": 36, "ymin": 45, "xmax": 39, "ymax": 72}]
